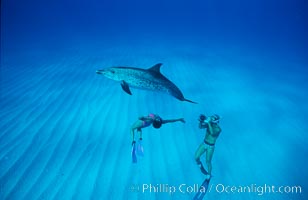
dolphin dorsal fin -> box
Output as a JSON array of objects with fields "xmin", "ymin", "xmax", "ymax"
[{"xmin": 148, "ymin": 63, "xmax": 163, "ymax": 73}]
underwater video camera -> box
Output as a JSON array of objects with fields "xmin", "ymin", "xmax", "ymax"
[{"xmin": 199, "ymin": 114, "xmax": 206, "ymax": 122}]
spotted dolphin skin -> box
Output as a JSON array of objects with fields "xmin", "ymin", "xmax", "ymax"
[{"xmin": 96, "ymin": 63, "xmax": 197, "ymax": 103}]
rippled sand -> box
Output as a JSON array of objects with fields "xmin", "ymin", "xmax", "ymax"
[{"xmin": 1, "ymin": 44, "xmax": 307, "ymax": 200}]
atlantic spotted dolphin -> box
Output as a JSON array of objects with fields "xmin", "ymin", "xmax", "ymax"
[{"xmin": 96, "ymin": 63, "xmax": 197, "ymax": 103}]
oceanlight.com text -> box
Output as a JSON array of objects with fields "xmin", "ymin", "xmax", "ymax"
[
  {"xmin": 214, "ymin": 183, "xmax": 302, "ymax": 196},
  {"xmin": 129, "ymin": 183, "xmax": 302, "ymax": 196}
]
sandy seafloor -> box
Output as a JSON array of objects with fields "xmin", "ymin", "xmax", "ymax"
[{"xmin": 0, "ymin": 38, "xmax": 307, "ymax": 200}]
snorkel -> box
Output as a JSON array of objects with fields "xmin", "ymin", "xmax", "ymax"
[{"xmin": 210, "ymin": 114, "xmax": 221, "ymax": 124}]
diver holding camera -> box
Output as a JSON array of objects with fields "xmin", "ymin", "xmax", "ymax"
[
  {"xmin": 195, "ymin": 114, "xmax": 222, "ymax": 180},
  {"xmin": 198, "ymin": 114, "xmax": 208, "ymax": 128}
]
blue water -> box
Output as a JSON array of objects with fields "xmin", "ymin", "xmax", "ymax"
[{"xmin": 1, "ymin": 0, "xmax": 307, "ymax": 199}]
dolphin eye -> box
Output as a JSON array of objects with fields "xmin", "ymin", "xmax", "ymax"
[{"xmin": 110, "ymin": 70, "xmax": 115, "ymax": 74}]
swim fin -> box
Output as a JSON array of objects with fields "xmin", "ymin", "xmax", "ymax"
[
  {"xmin": 132, "ymin": 143, "xmax": 137, "ymax": 163},
  {"xmin": 136, "ymin": 140, "xmax": 144, "ymax": 157},
  {"xmin": 193, "ymin": 178, "xmax": 211, "ymax": 200}
]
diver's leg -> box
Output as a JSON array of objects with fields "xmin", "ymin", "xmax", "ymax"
[
  {"xmin": 130, "ymin": 128, "xmax": 135, "ymax": 144},
  {"xmin": 195, "ymin": 143, "xmax": 205, "ymax": 164},
  {"xmin": 131, "ymin": 120, "xmax": 143, "ymax": 143},
  {"xmin": 195, "ymin": 143, "xmax": 208, "ymax": 174},
  {"xmin": 138, "ymin": 129, "xmax": 142, "ymax": 140},
  {"xmin": 206, "ymin": 146, "xmax": 215, "ymax": 176},
  {"xmin": 136, "ymin": 129, "xmax": 144, "ymax": 156}
]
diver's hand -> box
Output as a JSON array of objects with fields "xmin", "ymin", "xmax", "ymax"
[
  {"xmin": 200, "ymin": 121, "xmax": 207, "ymax": 125},
  {"xmin": 205, "ymin": 118, "xmax": 211, "ymax": 124},
  {"xmin": 200, "ymin": 119, "xmax": 208, "ymax": 125},
  {"xmin": 179, "ymin": 118, "xmax": 185, "ymax": 123},
  {"xmin": 199, "ymin": 120, "xmax": 209, "ymax": 129}
]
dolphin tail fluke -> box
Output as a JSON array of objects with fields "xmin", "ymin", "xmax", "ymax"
[{"xmin": 184, "ymin": 98, "xmax": 198, "ymax": 104}]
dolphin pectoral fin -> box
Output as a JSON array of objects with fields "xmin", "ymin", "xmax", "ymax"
[
  {"xmin": 121, "ymin": 80, "xmax": 132, "ymax": 95},
  {"xmin": 148, "ymin": 63, "xmax": 163, "ymax": 73},
  {"xmin": 96, "ymin": 70, "xmax": 103, "ymax": 74},
  {"xmin": 184, "ymin": 98, "xmax": 198, "ymax": 104}
]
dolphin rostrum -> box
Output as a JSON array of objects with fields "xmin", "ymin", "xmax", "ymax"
[{"xmin": 96, "ymin": 63, "xmax": 197, "ymax": 103}]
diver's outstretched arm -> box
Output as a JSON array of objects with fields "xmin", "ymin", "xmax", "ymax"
[{"xmin": 162, "ymin": 118, "xmax": 185, "ymax": 124}]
